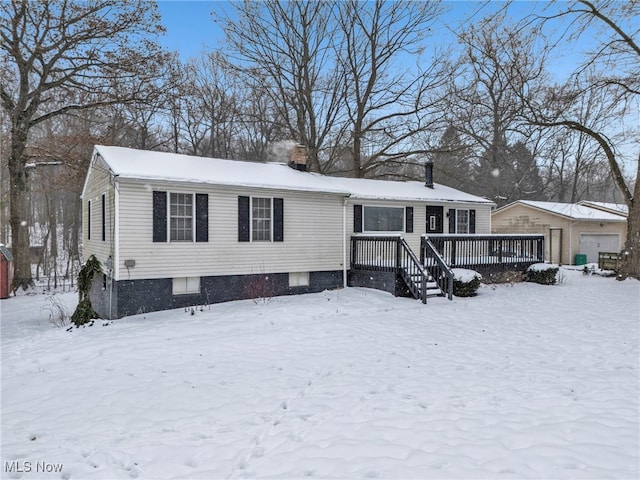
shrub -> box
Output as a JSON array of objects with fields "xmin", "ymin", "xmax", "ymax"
[
  {"xmin": 525, "ymin": 263, "xmax": 559, "ymax": 285},
  {"xmin": 244, "ymin": 274, "xmax": 277, "ymax": 304},
  {"xmin": 43, "ymin": 295, "xmax": 70, "ymax": 327},
  {"xmin": 452, "ymin": 269, "xmax": 482, "ymax": 297},
  {"xmin": 71, "ymin": 255, "xmax": 103, "ymax": 326}
]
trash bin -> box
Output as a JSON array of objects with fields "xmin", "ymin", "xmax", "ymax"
[
  {"xmin": 575, "ymin": 253, "xmax": 587, "ymax": 266},
  {"xmin": 0, "ymin": 244, "xmax": 14, "ymax": 299}
]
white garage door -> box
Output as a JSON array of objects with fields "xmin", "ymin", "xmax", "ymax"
[{"xmin": 579, "ymin": 234, "xmax": 621, "ymax": 263}]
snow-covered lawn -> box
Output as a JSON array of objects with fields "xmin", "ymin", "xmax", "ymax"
[{"xmin": 1, "ymin": 268, "xmax": 639, "ymax": 479}]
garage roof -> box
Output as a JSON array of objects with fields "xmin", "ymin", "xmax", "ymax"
[{"xmin": 496, "ymin": 200, "xmax": 627, "ymax": 222}]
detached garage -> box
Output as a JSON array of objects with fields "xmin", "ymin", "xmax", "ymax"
[{"xmin": 492, "ymin": 201, "xmax": 627, "ymax": 265}]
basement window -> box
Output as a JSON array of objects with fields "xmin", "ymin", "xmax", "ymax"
[
  {"xmin": 173, "ymin": 277, "xmax": 200, "ymax": 295},
  {"xmin": 289, "ymin": 272, "xmax": 310, "ymax": 287}
]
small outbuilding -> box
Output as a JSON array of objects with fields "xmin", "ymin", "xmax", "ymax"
[
  {"xmin": 492, "ymin": 200, "xmax": 627, "ymax": 265},
  {"xmin": 0, "ymin": 244, "xmax": 14, "ymax": 299}
]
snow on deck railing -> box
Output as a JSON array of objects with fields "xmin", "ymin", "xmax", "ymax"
[{"xmin": 423, "ymin": 234, "xmax": 545, "ymax": 268}]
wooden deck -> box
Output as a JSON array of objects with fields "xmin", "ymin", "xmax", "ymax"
[{"xmin": 349, "ymin": 234, "xmax": 545, "ymax": 302}]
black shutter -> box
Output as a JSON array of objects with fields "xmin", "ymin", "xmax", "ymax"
[
  {"xmin": 469, "ymin": 209, "xmax": 476, "ymax": 234},
  {"xmin": 195, "ymin": 193, "xmax": 209, "ymax": 242},
  {"xmin": 273, "ymin": 198, "xmax": 284, "ymax": 242},
  {"xmin": 153, "ymin": 191, "xmax": 167, "ymax": 242},
  {"xmin": 354, "ymin": 205, "xmax": 363, "ymax": 233},
  {"xmin": 448, "ymin": 208, "xmax": 456, "ymax": 233},
  {"xmin": 238, "ymin": 196, "xmax": 250, "ymax": 242},
  {"xmin": 87, "ymin": 201, "xmax": 91, "ymax": 240},
  {"xmin": 101, "ymin": 193, "xmax": 106, "ymax": 241},
  {"xmin": 405, "ymin": 207, "xmax": 414, "ymax": 233}
]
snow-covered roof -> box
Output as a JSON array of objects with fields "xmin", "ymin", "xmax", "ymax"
[
  {"xmin": 577, "ymin": 201, "xmax": 629, "ymax": 217},
  {"xmin": 92, "ymin": 146, "xmax": 494, "ymax": 205},
  {"xmin": 509, "ymin": 200, "xmax": 627, "ymax": 222}
]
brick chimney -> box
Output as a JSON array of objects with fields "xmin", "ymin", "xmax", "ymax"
[
  {"xmin": 425, "ymin": 161, "xmax": 434, "ymax": 189},
  {"xmin": 288, "ymin": 144, "xmax": 307, "ymax": 172}
]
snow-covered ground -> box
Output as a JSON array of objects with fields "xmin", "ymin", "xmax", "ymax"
[{"xmin": 1, "ymin": 268, "xmax": 638, "ymax": 479}]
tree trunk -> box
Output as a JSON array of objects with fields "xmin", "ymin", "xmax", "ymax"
[
  {"xmin": 619, "ymin": 171, "xmax": 639, "ymax": 280},
  {"xmin": 8, "ymin": 130, "xmax": 33, "ymax": 291}
]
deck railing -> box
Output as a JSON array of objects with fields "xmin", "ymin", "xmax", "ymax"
[
  {"xmin": 423, "ymin": 234, "xmax": 544, "ymax": 270},
  {"xmin": 350, "ymin": 235, "xmax": 448, "ymax": 303},
  {"xmin": 350, "ymin": 235, "xmax": 400, "ymax": 272},
  {"xmin": 421, "ymin": 237, "xmax": 454, "ymax": 300},
  {"xmin": 397, "ymin": 237, "xmax": 430, "ymax": 303}
]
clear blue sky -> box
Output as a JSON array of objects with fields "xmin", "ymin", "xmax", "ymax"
[
  {"xmin": 155, "ymin": 1, "xmax": 578, "ymax": 78},
  {"xmin": 156, "ymin": 1, "xmax": 223, "ymax": 59}
]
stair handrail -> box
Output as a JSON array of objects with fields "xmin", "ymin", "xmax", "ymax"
[
  {"xmin": 422, "ymin": 236, "xmax": 454, "ymax": 300},
  {"xmin": 399, "ymin": 237, "xmax": 429, "ymax": 304}
]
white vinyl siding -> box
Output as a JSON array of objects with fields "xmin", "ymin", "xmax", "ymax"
[
  {"xmin": 114, "ymin": 181, "xmax": 344, "ymax": 280},
  {"xmin": 103, "ymin": 177, "xmax": 494, "ymax": 281},
  {"xmin": 82, "ymin": 155, "xmax": 114, "ymax": 264}
]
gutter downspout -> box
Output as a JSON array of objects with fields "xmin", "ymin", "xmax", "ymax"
[
  {"xmin": 114, "ymin": 175, "xmax": 120, "ymax": 282},
  {"xmin": 109, "ymin": 174, "xmax": 120, "ymax": 320},
  {"xmin": 343, "ymin": 197, "xmax": 348, "ymax": 288},
  {"xmin": 569, "ymin": 220, "xmax": 577, "ymax": 265}
]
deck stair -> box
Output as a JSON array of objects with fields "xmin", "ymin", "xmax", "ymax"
[
  {"xmin": 401, "ymin": 270, "xmax": 442, "ymax": 299},
  {"xmin": 349, "ymin": 235, "xmax": 454, "ymax": 304},
  {"xmin": 397, "ymin": 237, "xmax": 445, "ymax": 303}
]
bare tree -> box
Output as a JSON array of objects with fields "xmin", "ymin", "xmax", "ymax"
[
  {"xmin": 217, "ymin": 0, "xmax": 344, "ymax": 172},
  {"xmin": 445, "ymin": 13, "xmax": 549, "ymax": 205},
  {"xmin": 0, "ymin": 0, "xmax": 168, "ymax": 290},
  {"xmin": 334, "ymin": 0, "xmax": 446, "ymax": 178},
  {"xmin": 523, "ymin": 0, "xmax": 639, "ymax": 278}
]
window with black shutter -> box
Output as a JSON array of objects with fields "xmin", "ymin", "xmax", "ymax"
[
  {"xmin": 239, "ymin": 196, "xmax": 284, "ymax": 242},
  {"xmin": 195, "ymin": 193, "xmax": 209, "ymax": 242},
  {"xmin": 87, "ymin": 201, "xmax": 91, "ymax": 240},
  {"xmin": 273, "ymin": 198, "xmax": 284, "ymax": 242},
  {"xmin": 405, "ymin": 207, "xmax": 414, "ymax": 233},
  {"xmin": 238, "ymin": 196, "xmax": 250, "ymax": 242},
  {"xmin": 354, "ymin": 205, "xmax": 363, "ymax": 233},
  {"xmin": 449, "ymin": 208, "xmax": 477, "ymax": 234},
  {"xmin": 153, "ymin": 191, "xmax": 168, "ymax": 242},
  {"xmin": 153, "ymin": 191, "xmax": 209, "ymax": 243},
  {"xmin": 101, "ymin": 193, "xmax": 106, "ymax": 241}
]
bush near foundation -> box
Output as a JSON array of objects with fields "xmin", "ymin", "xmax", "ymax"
[
  {"xmin": 452, "ymin": 269, "xmax": 482, "ymax": 297},
  {"xmin": 525, "ymin": 263, "xmax": 559, "ymax": 285}
]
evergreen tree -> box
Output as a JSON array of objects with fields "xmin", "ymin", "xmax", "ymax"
[{"xmin": 431, "ymin": 127, "xmax": 474, "ymax": 191}]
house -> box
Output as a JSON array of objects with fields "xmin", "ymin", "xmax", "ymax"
[
  {"xmin": 81, "ymin": 145, "xmax": 495, "ymax": 318},
  {"xmin": 491, "ymin": 200, "xmax": 627, "ymax": 265}
]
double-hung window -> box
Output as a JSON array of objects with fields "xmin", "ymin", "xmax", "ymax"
[
  {"xmin": 448, "ymin": 208, "xmax": 476, "ymax": 234},
  {"xmin": 153, "ymin": 191, "xmax": 208, "ymax": 243},
  {"xmin": 170, "ymin": 193, "xmax": 193, "ymax": 242},
  {"xmin": 456, "ymin": 209, "xmax": 470, "ymax": 234},
  {"xmin": 252, "ymin": 197, "xmax": 272, "ymax": 241},
  {"xmin": 238, "ymin": 196, "xmax": 284, "ymax": 242}
]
